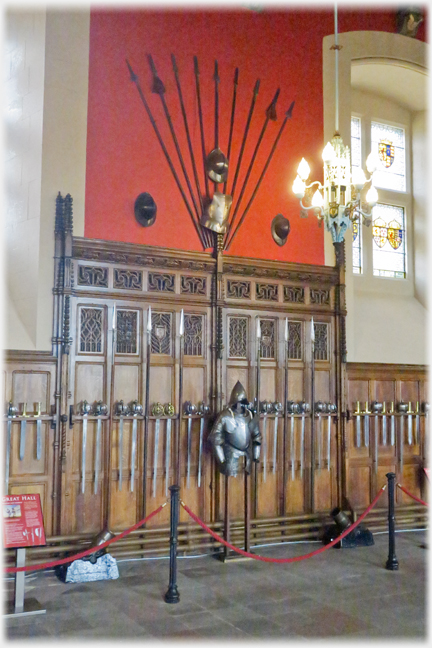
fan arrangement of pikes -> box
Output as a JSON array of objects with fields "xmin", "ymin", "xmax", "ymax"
[{"xmin": 126, "ymin": 56, "xmax": 294, "ymax": 251}]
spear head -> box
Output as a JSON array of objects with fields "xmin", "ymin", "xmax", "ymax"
[
  {"xmin": 266, "ymin": 88, "xmax": 280, "ymax": 121},
  {"xmin": 126, "ymin": 59, "xmax": 138, "ymax": 83}
]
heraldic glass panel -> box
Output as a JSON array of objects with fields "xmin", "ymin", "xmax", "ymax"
[
  {"xmin": 371, "ymin": 121, "xmax": 406, "ymax": 191},
  {"xmin": 372, "ymin": 203, "xmax": 406, "ymax": 278},
  {"xmin": 351, "ymin": 116, "xmax": 361, "ymax": 169}
]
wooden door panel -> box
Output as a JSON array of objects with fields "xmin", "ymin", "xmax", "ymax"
[
  {"xmin": 12, "ymin": 371, "xmax": 51, "ymax": 412},
  {"xmin": 75, "ymin": 363, "xmax": 105, "ymax": 404}
]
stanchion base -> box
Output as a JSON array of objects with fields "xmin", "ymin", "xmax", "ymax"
[
  {"xmin": 4, "ymin": 597, "xmax": 46, "ymax": 618},
  {"xmin": 385, "ymin": 557, "xmax": 399, "ymax": 571},
  {"xmin": 164, "ymin": 587, "xmax": 180, "ymax": 604}
]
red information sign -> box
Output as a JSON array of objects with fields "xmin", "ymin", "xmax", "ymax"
[{"xmin": 3, "ymin": 494, "xmax": 46, "ymax": 549}]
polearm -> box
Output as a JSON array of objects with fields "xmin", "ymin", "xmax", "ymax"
[
  {"xmin": 176, "ymin": 310, "xmax": 185, "ymax": 484},
  {"xmin": 223, "ymin": 67, "xmax": 239, "ymax": 196},
  {"xmin": 213, "ymin": 59, "xmax": 220, "ymax": 195},
  {"xmin": 142, "ymin": 306, "xmax": 152, "ymax": 520},
  {"xmin": 193, "ymin": 56, "xmax": 210, "ymax": 201},
  {"xmin": 226, "ymin": 88, "xmax": 280, "ymax": 243},
  {"xmin": 147, "ymin": 55, "xmax": 205, "ymax": 242},
  {"xmin": 225, "ymin": 101, "xmax": 295, "ymax": 251},
  {"xmin": 310, "ymin": 317, "xmax": 315, "ymax": 512},
  {"xmin": 126, "ymin": 59, "xmax": 206, "ymax": 249},
  {"xmin": 282, "ymin": 317, "xmax": 289, "ymax": 516},
  {"xmin": 170, "ymin": 54, "xmax": 210, "ymax": 247},
  {"xmin": 229, "ymin": 79, "xmax": 260, "ymax": 202},
  {"xmin": 254, "ymin": 317, "xmax": 261, "ymax": 519}
]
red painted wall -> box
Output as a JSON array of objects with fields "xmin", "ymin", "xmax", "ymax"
[{"xmin": 85, "ymin": 7, "xmax": 426, "ymax": 264}]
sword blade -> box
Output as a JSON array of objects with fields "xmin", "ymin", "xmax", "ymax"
[
  {"xmin": 356, "ymin": 415, "xmax": 361, "ymax": 448},
  {"xmin": 130, "ymin": 415, "xmax": 137, "ymax": 492},
  {"xmin": 382, "ymin": 414, "xmax": 387, "ymax": 446},
  {"xmin": 374, "ymin": 415, "xmax": 379, "ymax": 475},
  {"xmin": 5, "ymin": 420, "xmax": 11, "ymax": 493},
  {"xmin": 391, "ymin": 414, "xmax": 395, "ymax": 446},
  {"xmin": 153, "ymin": 418, "xmax": 160, "ymax": 497},
  {"xmin": 198, "ymin": 416, "xmax": 204, "ymax": 488},
  {"xmin": 186, "ymin": 417, "xmax": 192, "ymax": 489},
  {"xmin": 399, "ymin": 416, "xmax": 404, "ymax": 473},
  {"xmin": 81, "ymin": 415, "xmax": 88, "ymax": 494},
  {"xmin": 94, "ymin": 417, "xmax": 102, "ymax": 495},
  {"xmin": 300, "ymin": 415, "xmax": 305, "ymax": 479},
  {"xmin": 327, "ymin": 415, "xmax": 331, "ymax": 471},
  {"xmin": 272, "ymin": 415, "xmax": 278, "ymax": 474},
  {"xmin": 262, "ymin": 414, "xmax": 268, "ymax": 483},
  {"xmin": 290, "ymin": 415, "xmax": 295, "ymax": 480},
  {"xmin": 364, "ymin": 415, "xmax": 369, "ymax": 448},
  {"xmin": 36, "ymin": 419, "xmax": 42, "ymax": 461},
  {"xmin": 19, "ymin": 420, "xmax": 26, "ymax": 461},
  {"xmin": 118, "ymin": 416, "xmax": 123, "ymax": 491},
  {"xmin": 407, "ymin": 414, "xmax": 413, "ymax": 445},
  {"xmin": 317, "ymin": 414, "xmax": 322, "ymax": 469},
  {"xmin": 165, "ymin": 418, "xmax": 171, "ymax": 497},
  {"xmin": 415, "ymin": 414, "xmax": 420, "ymax": 445}
]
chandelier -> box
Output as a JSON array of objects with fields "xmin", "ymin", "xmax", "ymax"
[{"xmin": 292, "ymin": 4, "xmax": 379, "ymax": 244}]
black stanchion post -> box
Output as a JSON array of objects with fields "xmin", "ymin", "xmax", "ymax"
[
  {"xmin": 164, "ymin": 484, "xmax": 180, "ymax": 603},
  {"xmin": 385, "ymin": 472, "xmax": 399, "ymax": 571}
]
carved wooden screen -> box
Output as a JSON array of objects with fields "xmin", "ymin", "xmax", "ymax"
[{"xmin": 222, "ymin": 258, "xmax": 339, "ymax": 520}]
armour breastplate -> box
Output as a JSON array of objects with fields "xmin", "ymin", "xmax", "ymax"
[{"xmin": 224, "ymin": 414, "xmax": 250, "ymax": 451}]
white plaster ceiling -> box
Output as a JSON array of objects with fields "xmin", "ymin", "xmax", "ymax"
[{"xmin": 351, "ymin": 61, "xmax": 427, "ymax": 112}]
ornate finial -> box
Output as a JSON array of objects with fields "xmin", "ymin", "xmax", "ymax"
[
  {"xmin": 55, "ymin": 192, "xmax": 65, "ymax": 232},
  {"xmin": 64, "ymin": 194, "xmax": 73, "ymax": 232}
]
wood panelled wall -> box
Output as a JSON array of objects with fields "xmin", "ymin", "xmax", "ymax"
[{"xmin": 3, "ymin": 227, "xmax": 428, "ymax": 540}]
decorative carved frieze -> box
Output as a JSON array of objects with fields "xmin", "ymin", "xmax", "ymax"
[
  {"xmin": 148, "ymin": 272, "xmax": 175, "ymax": 293},
  {"xmin": 180, "ymin": 275, "xmax": 207, "ymax": 296},
  {"xmin": 116, "ymin": 310, "xmax": 138, "ymax": 354},
  {"xmin": 310, "ymin": 288, "xmax": 331, "ymax": 306},
  {"xmin": 314, "ymin": 322, "xmax": 328, "ymax": 361},
  {"xmin": 226, "ymin": 279, "xmax": 251, "ymax": 300},
  {"xmin": 79, "ymin": 308, "xmax": 103, "ymax": 353},
  {"xmin": 184, "ymin": 314, "xmax": 204, "ymax": 356},
  {"xmin": 151, "ymin": 312, "xmax": 172, "ymax": 354},
  {"xmin": 78, "ymin": 265, "xmax": 109, "ymax": 288},
  {"xmin": 256, "ymin": 283, "xmax": 279, "ymax": 302},
  {"xmin": 228, "ymin": 317, "xmax": 248, "ymax": 358},
  {"xmin": 114, "ymin": 268, "xmax": 143, "ymax": 291},
  {"xmin": 283, "ymin": 285, "xmax": 305, "ymax": 303}
]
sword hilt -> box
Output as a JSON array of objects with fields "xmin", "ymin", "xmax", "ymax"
[
  {"xmin": 362, "ymin": 400, "xmax": 371, "ymax": 415},
  {"xmin": 407, "ymin": 401, "xmax": 414, "ymax": 415},
  {"xmin": 388, "ymin": 401, "xmax": 395, "ymax": 415},
  {"xmin": 21, "ymin": 402, "xmax": 28, "ymax": 417}
]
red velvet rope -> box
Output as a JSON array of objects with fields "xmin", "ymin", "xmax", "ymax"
[
  {"xmin": 181, "ymin": 485, "xmax": 387, "ymax": 563},
  {"xmin": 4, "ymin": 502, "xmax": 167, "ymax": 574},
  {"xmin": 397, "ymin": 483, "xmax": 429, "ymax": 507}
]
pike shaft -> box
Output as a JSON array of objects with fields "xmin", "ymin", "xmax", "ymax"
[
  {"xmin": 223, "ymin": 68, "xmax": 239, "ymax": 195},
  {"xmin": 226, "ymin": 104, "xmax": 293, "ymax": 250},
  {"xmin": 193, "ymin": 56, "xmax": 210, "ymax": 199}
]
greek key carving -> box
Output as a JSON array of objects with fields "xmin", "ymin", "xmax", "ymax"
[
  {"xmin": 227, "ymin": 280, "xmax": 251, "ymax": 299},
  {"xmin": 180, "ymin": 275, "xmax": 207, "ymax": 295},
  {"xmin": 255, "ymin": 283, "xmax": 279, "ymax": 302},
  {"xmin": 114, "ymin": 268, "xmax": 143, "ymax": 291},
  {"xmin": 283, "ymin": 285, "xmax": 305, "ymax": 303},
  {"xmin": 78, "ymin": 265, "xmax": 109, "ymax": 287},
  {"xmin": 310, "ymin": 288, "xmax": 330, "ymax": 306},
  {"xmin": 80, "ymin": 308, "xmax": 103, "ymax": 353},
  {"xmin": 184, "ymin": 314, "xmax": 203, "ymax": 356},
  {"xmin": 116, "ymin": 310, "xmax": 138, "ymax": 354},
  {"xmin": 228, "ymin": 317, "xmax": 248, "ymax": 358},
  {"xmin": 148, "ymin": 272, "xmax": 175, "ymax": 293}
]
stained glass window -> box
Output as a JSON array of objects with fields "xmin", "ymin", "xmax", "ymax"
[
  {"xmin": 372, "ymin": 203, "xmax": 406, "ymax": 278},
  {"xmin": 371, "ymin": 121, "xmax": 406, "ymax": 192},
  {"xmin": 351, "ymin": 116, "xmax": 361, "ymax": 169},
  {"xmin": 351, "ymin": 117, "xmax": 362, "ymax": 273}
]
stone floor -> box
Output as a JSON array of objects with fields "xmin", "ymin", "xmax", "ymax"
[{"xmin": 2, "ymin": 529, "xmax": 428, "ymax": 641}]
